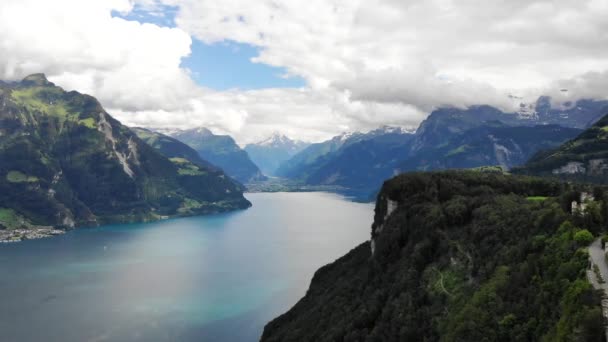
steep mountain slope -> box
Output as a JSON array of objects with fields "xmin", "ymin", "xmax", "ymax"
[
  {"xmin": 166, "ymin": 128, "xmax": 266, "ymax": 184},
  {"xmin": 278, "ymin": 121, "xmax": 578, "ymax": 199},
  {"xmin": 518, "ymin": 113, "xmax": 608, "ymax": 182},
  {"xmin": 244, "ymin": 133, "xmax": 309, "ymax": 176},
  {"xmin": 275, "ymin": 132, "xmax": 364, "ymax": 179},
  {"xmin": 277, "ymin": 127, "xmax": 410, "ymax": 181},
  {"xmin": 410, "ymin": 105, "xmax": 514, "ymax": 153},
  {"xmin": 0, "ymin": 74, "xmax": 250, "ymax": 233},
  {"xmin": 304, "ymin": 129, "xmax": 414, "ymax": 194},
  {"xmin": 130, "ymin": 127, "xmax": 215, "ymax": 170},
  {"xmin": 402, "ymin": 123, "xmax": 582, "ymax": 171},
  {"xmin": 262, "ymin": 171, "xmax": 605, "ymax": 341},
  {"xmin": 131, "ymin": 127, "xmax": 246, "ymax": 191},
  {"xmin": 410, "ymin": 98, "xmax": 608, "ymax": 154}
]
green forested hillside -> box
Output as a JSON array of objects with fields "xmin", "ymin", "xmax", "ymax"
[
  {"xmin": 130, "ymin": 127, "xmax": 216, "ymax": 170},
  {"xmin": 0, "ymin": 74, "xmax": 250, "ymax": 233},
  {"xmin": 262, "ymin": 171, "xmax": 606, "ymax": 341},
  {"xmin": 168, "ymin": 127, "xmax": 266, "ymax": 184},
  {"xmin": 518, "ymin": 113, "xmax": 608, "ymax": 183}
]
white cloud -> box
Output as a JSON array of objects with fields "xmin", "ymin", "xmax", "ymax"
[
  {"xmin": 1, "ymin": 0, "xmax": 608, "ymax": 144},
  {"xmin": 170, "ymin": 0, "xmax": 608, "ymax": 108},
  {"xmin": 0, "ymin": 0, "xmax": 196, "ymax": 111},
  {"xmin": 114, "ymin": 87, "xmax": 422, "ymax": 144}
]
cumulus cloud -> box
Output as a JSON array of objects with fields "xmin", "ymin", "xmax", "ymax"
[
  {"xmin": 0, "ymin": 0, "xmax": 197, "ymax": 111},
  {"xmin": 114, "ymin": 87, "xmax": 423, "ymax": 143},
  {"xmin": 170, "ymin": 0, "xmax": 608, "ymax": 108},
  {"xmin": 1, "ymin": 0, "xmax": 608, "ymax": 143}
]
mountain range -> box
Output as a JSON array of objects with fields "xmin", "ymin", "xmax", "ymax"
[
  {"xmin": 275, "ymin": 127, "xmax": 414, "ymax": 197},
  {"xmin": 274, "ymin": 98, "xmax": 607, "ymax": 199},
  {"xmin": 0, "ymin": 74, "xmax": 250, "ymax": 234},
  {"xmin": 244, "ymin": 133, "xmax": 309, "ymax": 176}
]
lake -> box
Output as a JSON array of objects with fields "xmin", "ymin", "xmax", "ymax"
[{"xmin": 0, "ymin": 192, "xmax": 374, "ymax": 341}]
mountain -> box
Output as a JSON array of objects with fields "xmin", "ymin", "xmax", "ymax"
[
  {"xmin": 410, "ymin": 105, "xmax": 515, "ymax": 153},
  {"xmin": 0, "ymin": 74, "xmax": 250, "ymax": 234},
  {"xmin": 518, "ymin": 112, "xmax": 608, "ymax": 182},
  {"xmin": 531, "ymin": 96, "xmax": 608, "ymax": 128},
  {"xmin": 277, "ymin": 127, "xmax": 408, "ymax": 179},
  {"xmin": 130, "ymin": 127, "xmax": 215, "ymax": 169},
  {"xmin": 402, "ymin": 123, "xmax": 582, "ymax": 171},
  {"xmin": 410, "ymin": 98, "xmax": 608, "ymax": 154},
  {"xmin": 163, "ymin": 127, "xmax": 266, "ymax": 184},
  {"xmin": 275, "ymin": 132, "xmax": 363, "ymax": 179},
  {"xmin": 276, "ymin": 127, "xmax": 414, "ymax": 198},
  {"xmin": 262, "ymin": 170, "xmax": 605, "ymax": 341},
  {"xmin": 277, "ymin": 121, "xmax": 579, "ymax": 200},
  {"xmin": 305, "ymin": 128, "xmax": 414, "ymax": 194},
  {"xmin": 244, "ymin": 133, "xmax": 309, "ymax": 176}
]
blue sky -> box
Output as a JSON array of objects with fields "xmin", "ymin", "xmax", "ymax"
[{"xmin": 113, "ymin": 4, "xmax": 305, "ymax": 91}]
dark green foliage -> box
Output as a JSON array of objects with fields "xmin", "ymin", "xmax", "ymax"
[
  {"xmin": 0, "ymin": 74, "xmax": 250, "ymax": 230},
  {"xmin": 574, "ymin": 229, "xmax": 595, "ymax": 246},
  {"xmin": 262, "ymin": 171, "xmax": 606, "ymax": 342},
  {"xmin": 130, "ymin": 127, "xmax": 216, "ymax": 170}
]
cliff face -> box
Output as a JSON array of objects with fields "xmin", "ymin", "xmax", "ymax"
[{"xmin": 262, "ymin": 171, "xmax": 605, "ymax": 342}]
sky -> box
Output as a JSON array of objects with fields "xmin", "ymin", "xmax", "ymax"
[{"xmin": 1, "ymin": 0, "xmax": 608, "ymax": 144}]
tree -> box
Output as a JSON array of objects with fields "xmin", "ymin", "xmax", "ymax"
[{"xmin": 574, "ymin": 229, "xmax": 594, "ymax": 246}]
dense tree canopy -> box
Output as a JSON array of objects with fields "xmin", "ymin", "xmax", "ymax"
[{"xmin": 262, "ymin": 171, "xmax": 606, "ymax": 342}]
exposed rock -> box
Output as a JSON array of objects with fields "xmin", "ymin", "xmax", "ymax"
[{"xmin": 552, "ymin": 162, "xmax": 586, "ymax": 174}]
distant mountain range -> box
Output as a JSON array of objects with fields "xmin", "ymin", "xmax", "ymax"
[
  {"xmin": 518, "ymin": 96, "xmax": 608, "ymax": 128},
  {"xmin": 409, "ymin": 98, "xmax": 608, "ymax": 154},
  {"xmin": 0, "ymin": 74, "xmax": 250, "ymax": 235},
  {"xmin": 275, "ymin": 98, "xmax": 607, "ymax": 198},
  {"xmin": 244, "ymin": 133, "xmax": 309, "ymax": 176},
  {"xmin": 158, "ymin": 127, "xmax": 266, "ymax": 184},
  {"xmin": 275, "ymin": 127, "xmax": 414, "ymax": 197}
]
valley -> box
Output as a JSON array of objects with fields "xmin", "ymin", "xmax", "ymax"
[
  {"xmin": 3, "ymin": 2, "xmax": 608, "ymax": 342},
  {"xmin": 2, "ymin": 74, "xmax": 608, "ymax": 342}
]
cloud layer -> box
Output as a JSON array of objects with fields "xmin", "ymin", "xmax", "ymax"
[{"xmin": 1, "ymin": 0, "xmax": 608, "ymax": 143}]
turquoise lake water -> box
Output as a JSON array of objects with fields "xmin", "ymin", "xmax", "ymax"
[{"xmin": 0, "ymin": 192, "xmax": 374, "ymax": 341}]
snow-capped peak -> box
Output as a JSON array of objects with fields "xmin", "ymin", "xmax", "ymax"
[
  {"xmin": 338, "ymin": 132, "xmax": 355, "ymax": 142},
  {"xmin": 258, "ymin": 132, "xmax": 291, "ymax": 147}
]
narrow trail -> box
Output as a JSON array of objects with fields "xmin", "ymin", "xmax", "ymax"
[
  {"xmin": 586, "ymin": 238, "xmax": 608, "ymax": 340},
  {"xmin": 432, "ymin": 268, "xmax": 454, "ymax": 298}
]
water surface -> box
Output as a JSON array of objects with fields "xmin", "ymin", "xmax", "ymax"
[{"xmin": 0, "ymin": 192, "xmax": 373, "ymax": 341}]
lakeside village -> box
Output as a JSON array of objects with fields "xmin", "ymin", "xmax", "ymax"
[{"xmin": 0, "ymin": 227, "xmax": 65, "ymax": 243}]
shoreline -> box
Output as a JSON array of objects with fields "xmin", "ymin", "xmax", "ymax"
[
  {"xmin": 0, "ymin": 201, "xmax": 252, "ymax": 244},
  {"xmin": 0, "ymin": 227, "xmax": 66, "ymax": 243}
]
